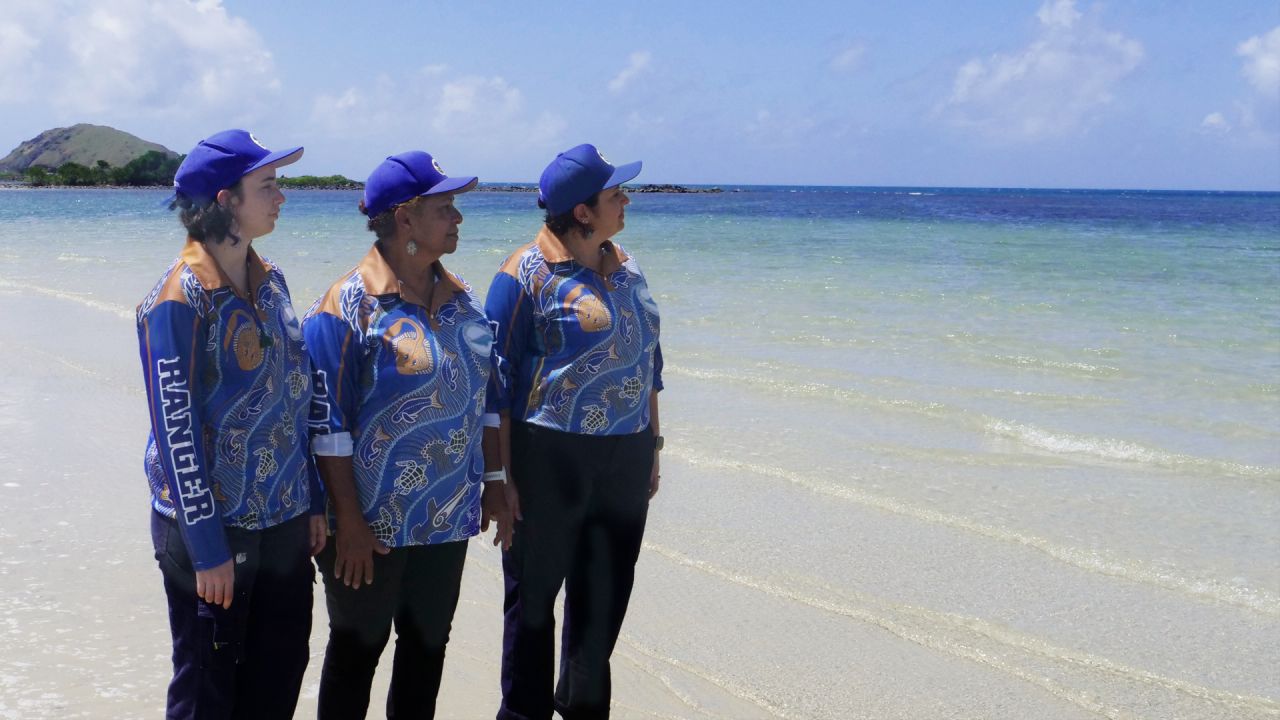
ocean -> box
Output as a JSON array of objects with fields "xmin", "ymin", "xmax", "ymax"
[{"xmin": 1, "ymin": 186, "xmax": 1277, "ymax": 718}]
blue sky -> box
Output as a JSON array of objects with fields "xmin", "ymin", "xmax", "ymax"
[{"xmin": 1, "ymin": 0, "xmax": 1277, "ymax": 189}]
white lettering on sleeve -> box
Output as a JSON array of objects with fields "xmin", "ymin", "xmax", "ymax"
[{"xmin": 156, "ymin": 356, "xmax": 216, "ymax": 523}]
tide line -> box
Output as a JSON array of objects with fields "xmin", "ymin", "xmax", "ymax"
[
  {"xmin": 0, "ymin": 280, "xmax": 133, "ymax": 321},
  {"xmin": 612, "ymin": 650, "xmax": 748, "ymax": 720},
  {"xmin": 617, "ymin": 637, "xmax": 810, "ymax": 720},
  {"xmin": 666, "ymin": 447, "xmax": 1280, "ymax": 617},
  {"xmin": 644, "ymin": 542, "xmax": 1137, "ymax": 720},
  {"xmin": 646, "ymin": 542, "xmax": 1280, "ymax": 719},
  {"xmin": 465, "ymin": 545, "xmax": 788, "ymax": 718}
]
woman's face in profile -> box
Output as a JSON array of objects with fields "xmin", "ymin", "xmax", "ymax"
[
  {"xmin": 585, "ymin": 186, "xmax": 629, "ymax": 241},
  {"xmin": 407, "ymin": 193, "xmax": 464, "ymax": 256},
  {"xmin": 228, "ymin": 166, "xmax": 285, "ymax": 241}
]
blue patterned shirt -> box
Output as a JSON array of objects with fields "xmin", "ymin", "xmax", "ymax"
[
  {"xmin": 137, "ymin": 240, "xmax": 320, "ymax": 571},
  {"xmin": 303, "ymin": 247, "xmax": 495, "ymax": 547},
  {"xmin": 486, "ymin": 227, "xmax": 662, "ymax": 435}
]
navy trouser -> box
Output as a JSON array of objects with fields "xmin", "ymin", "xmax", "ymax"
[
  {"xmin": 151, "ymin": 511, "xmax": 314, "ymax": 720},
  {"xmin": 315, "ymin": 539, "xmax": 468, "ymax": 720},
  {"xmin": 498, "ymin": 422, "xmax": 655, "ymax": 720}
]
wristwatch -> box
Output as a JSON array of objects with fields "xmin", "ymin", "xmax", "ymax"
[{"xmin": 653, "ymin": 435, "xmax": 664, "ymax": 452}]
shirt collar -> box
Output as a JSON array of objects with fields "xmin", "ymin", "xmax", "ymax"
[
  {"xmin": 356, "ymin": 244, "xmax": 465, "ymax": 314},
  {"xmin": 180, "ymin": 237, "xmax": 271, "ymax": 296},
  {"xmin": 534, "ymin": 226, "xmax": 627, "ymax": 277}
]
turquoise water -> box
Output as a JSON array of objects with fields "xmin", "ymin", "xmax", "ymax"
[
  {"xmin": 6, "ymin": 187, "xmax": 1273, "ymax": 466},
  {"xmin": 2, "ymin": 186, "xmax": 1278, "ymax": 717}
]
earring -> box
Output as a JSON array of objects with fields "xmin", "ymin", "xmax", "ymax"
[{"xmin": 406, "ymin": 239, "xmax": 418, "ymax": 256}]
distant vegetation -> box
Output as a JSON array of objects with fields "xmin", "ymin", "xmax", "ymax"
[
  {"xmin": 277, "ymin": 174, "xmax": 362, "ymax": 189},
  {"xmin": 22, "ymin": 150, "xmax": 183, "ymax": 187}
]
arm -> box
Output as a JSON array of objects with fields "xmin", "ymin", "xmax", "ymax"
[
  {"xmin": 497, "ymin": 413, "xmax": 522, "ymax": 526},
  {"xmin": 648, "ymin": 390, "xmax": 661, "ymax": 499},
  {"xmin": 484, "ymin": 270, "xmax": 533, "ymax": 530},
  {"xmin": 306, "ymin": 457, "xmax": 327, "ymax": 556},
  {"xmin": 276, "ymin": 271, "xmax": 328, "ymax": 554},
  {"xmin": 648, "ymin": 342, "xmax": 664, "ymax": 499},
  {"xmin": 314, "ymin": 454, "xmax": 388, "ymax": 588},
  {"xmin": 140, "ymin": 300, "xmax": 234, "ymax": 607},
  {"xmin": 480, "ymin": 425, "xmax": 514, "ymax": 550},
  {"xmin": 304, "ymin": 308, "xmax": 388, "ymax": 588}
]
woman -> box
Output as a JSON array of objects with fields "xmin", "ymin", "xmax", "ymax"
[
  {"xmin": 303, "ymin": 151, "xmax": 511, "ymax": 719},
  {"xmin": 487, "ymin": 143, "xmax": 664, "ymax": 719},
  {"xmin": 136, "ymin": 129, "xmax": 326, "ymax": 719}
]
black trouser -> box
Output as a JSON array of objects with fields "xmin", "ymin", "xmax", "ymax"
[
  {"xmin": 498, "ymin": 422, "xmax": 655, "ymax": 720},
  {"xmin": 315, "ymin": 539, "xmax": 468, "ymax": 720},
  {"xmin": 151, "ymin": 511, "xmax": 314, "ymax": 720}
]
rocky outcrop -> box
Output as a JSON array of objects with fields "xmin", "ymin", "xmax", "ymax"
[{"xmin": 0, "ymin": 124, "xmax": 176, "ymax": 173}]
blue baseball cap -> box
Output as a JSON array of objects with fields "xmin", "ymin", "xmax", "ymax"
[
  {"xmin": 538, "ymin": 144, "xmax": 642, "ymax": 216},
  {"xmin": 362, "ymin": 151, "xmax": 479, "ymax": 217},
  {"xmin": 172, "ymin": 129, "xmax": 303, "ymax": 204}
]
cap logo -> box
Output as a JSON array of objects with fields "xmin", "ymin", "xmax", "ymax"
[
  {"xmin": 249, "ymin": 133, "xmax": 266, "ymax": 149},
  {"xmin": 432, "ymin": 158, "xmax": 445, "ymax": 175}
]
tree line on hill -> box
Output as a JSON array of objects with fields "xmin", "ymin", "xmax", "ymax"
[{"xmin": 22, "ymin": 150, "xmax": 183, "ymax": 187}]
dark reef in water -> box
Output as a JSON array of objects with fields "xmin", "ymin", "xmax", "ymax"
[{"xmin": 473, "ymin": 183, "xmax": 720, "ymax": 194}]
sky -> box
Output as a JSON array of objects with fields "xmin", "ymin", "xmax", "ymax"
[{"xmin": 0, "ymin": 0, "xmax": 1277, "ymax": 190}]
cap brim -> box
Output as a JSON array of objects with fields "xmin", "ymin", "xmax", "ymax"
[
  {"xmin": 604, "ymin": 160, "xmax": 642, "ymax": 189},
  {"xmin": 246, "ymin": 146, "xmax": 305, "ymax": 175},
  {"xmin": 425, "ymin": 176, "xmax": 479, "ymax": 196}
]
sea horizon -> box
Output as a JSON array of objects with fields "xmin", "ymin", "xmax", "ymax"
[{"xmin": 3, "ymin": 180, "xmax": 1279, "ymax": 195}]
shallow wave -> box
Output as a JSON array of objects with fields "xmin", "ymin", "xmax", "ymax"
[
  {"xmin": 665, "ymin": 365, "xmax": 950, "ymax": 416},
  {"xmin": 667, "ymin": 364, "xmax": 1276, "ymax": 479},
  {"xmin": 666, "ymin": 447, "xmax": 1280, "ymax": 616},
  {"xmin": 0, "ymin": 280, "xmax": 132, "ymax": 320},
  {"xmin": 984, "ymin": 419, "xmax": 1279, "ymax": 480},
  {"xmin": 55, "ymin": 253, "xmax": 106, "ymax": 264},
  {"xmin": 989, "ymin": 354, "xmax": 1123, "ymax": 376}
]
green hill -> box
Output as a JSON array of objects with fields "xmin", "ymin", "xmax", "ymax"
[{"xmin": 0, "ymin": 123, "xmax": 176, "ymax": 174}]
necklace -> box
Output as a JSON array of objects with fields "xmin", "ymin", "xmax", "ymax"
[{"xmin": 244, "ymin": 262, "xmax": 273, "ymax": 350}]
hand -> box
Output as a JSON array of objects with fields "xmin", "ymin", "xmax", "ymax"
[
  {"xmin": 649, "ymin": 452, "xmax": 661, "ymax": 500},
  {"xmin": 333, "ymin": 517, "xmax": 390, "ymax": 589},
  {"xmin": 481, "ymin": 481, "xmax": 515, "ymax": 551},
  {"xmin": 309, "ymin": 514, "xmax": 328, "ymax": 556},
  {"xmin": 503, "ymin": 475, "xmax": 523, "ymax": 524},
  {"xmin": 196, "ymin": 559, "xmax": 235, "ymax": 609}
]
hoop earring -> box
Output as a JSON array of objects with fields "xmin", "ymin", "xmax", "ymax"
[{"xmin": 406, "ymin": 239, "xmax": 418, "ymax": 256}]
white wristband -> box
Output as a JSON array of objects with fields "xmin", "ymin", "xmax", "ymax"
[{"xmin": 482, "ymin": 469, "xmax": 507, "ymax": 484}]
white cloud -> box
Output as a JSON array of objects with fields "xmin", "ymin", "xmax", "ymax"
[
  {"xmin": 1238, "ymin": 26, "xmax": 1280, "ymax": 99},
  {"xmin": 938, "ymin": 0, "xmax": 1143, "ymax": 141},
  {"xmin": 1036, "ymin": 0, "xmax": 1081, "ymax": 28},
  {"xmin": 608, "ymin": 51, "xmax": 652, "ymax": 94},
  {"xmin": 1203, "ymin": 26, "xmax": 1280, "ymax": 142},
  {"xmin": 0, "ymin": 0, "xmax": 278, "ymax": 119},
  {"xmin": 0, "ymin": 19, "xmax": 42, "ymax": 98},
  {"xmin": 309, "ymin": 67, "xmax": 566, "ymax": 172},
  {"xmin": 829, "ymin": 43, "xmax": 866, "ymax": 73},
  {"xmin": 1200, "ymin": 112, "xmax": 1231, "ymax": 134}
]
